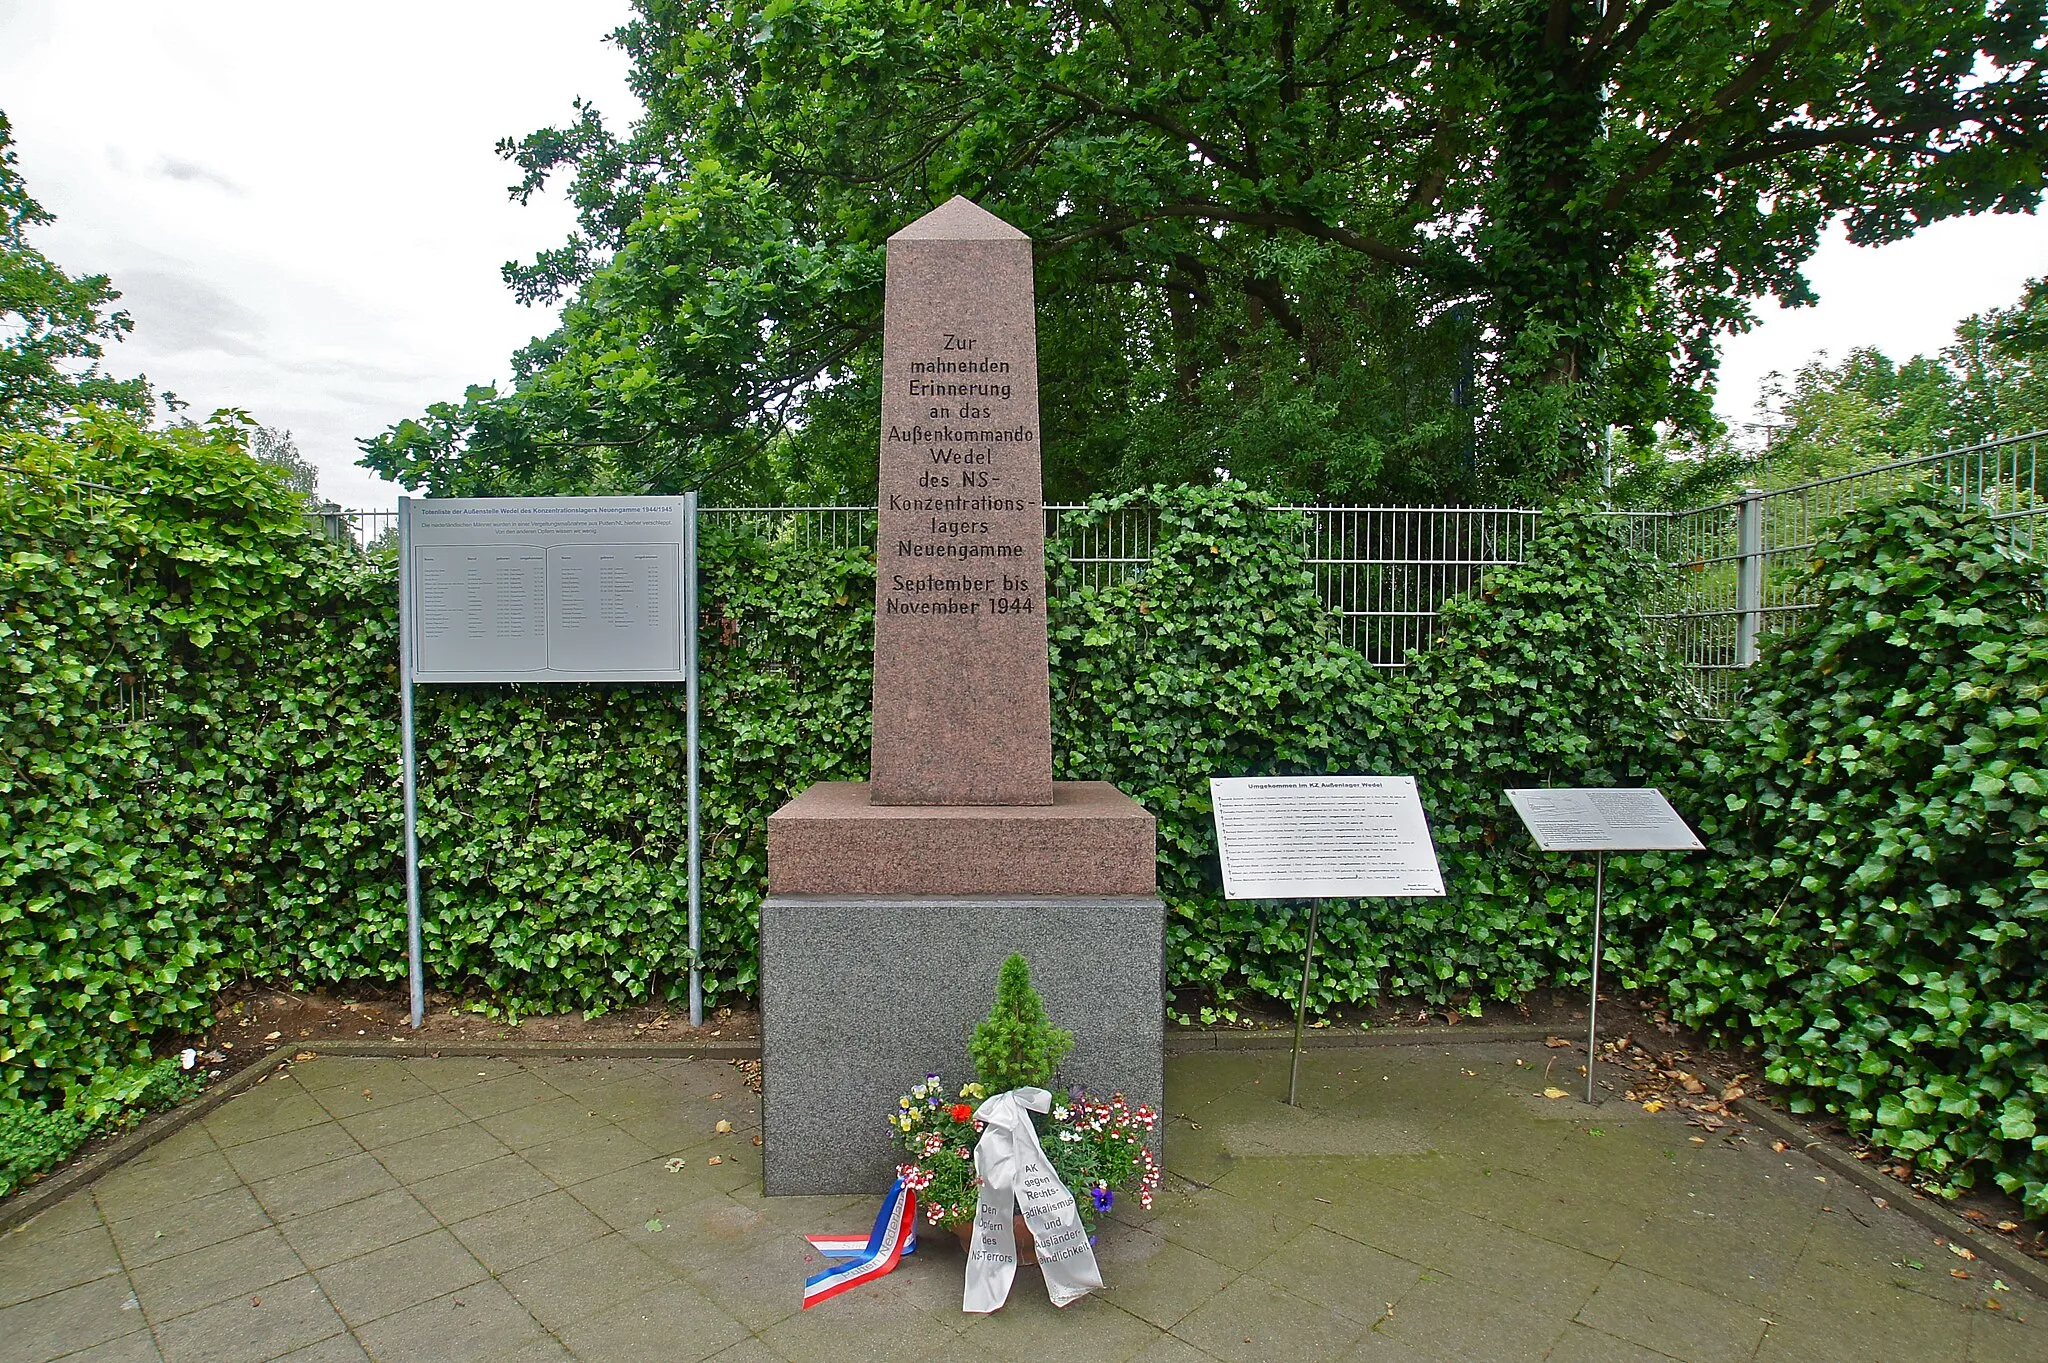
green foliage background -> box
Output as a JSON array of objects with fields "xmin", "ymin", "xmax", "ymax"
[
  {"xmin": 6, "ymin": 421, "xmax": 2045, "ymax": 1213},
  {"xmin": 1625, "ymin": 497, "xmax": 2048, "ymax": 1215}
]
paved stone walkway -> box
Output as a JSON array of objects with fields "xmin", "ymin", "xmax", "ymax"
[{"xmin": 0, "ymin": 1043, "xmax": 2035, "ymax": 1362}]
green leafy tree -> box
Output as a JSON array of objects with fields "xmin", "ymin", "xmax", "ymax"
[
  {"xmin": 1949, "ymin": 276, "xmax": 2048, "ymax": 442},
  {"xmin": 0, "ymin": 111, "xmax": 152, "ymax": 428},
  {"xmin": 252, "ymin": 425, "xmax": 320, "ymax": 497},
  {"xmin": 1748, "ymin": 348, "xmax": 1963, "ymax": 485},
  {"xmin": 365, "ymin": 1, "xmax": 2046, "ymax": 504},
  {"xmin": 969, "ymin": 955, "xmax": 1075, "ymax": 1093}
]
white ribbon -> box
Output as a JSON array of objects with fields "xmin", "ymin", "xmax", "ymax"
[{"xmin": 962, "ymin": 1087, "xmax": 1104, "ymax": 1313}]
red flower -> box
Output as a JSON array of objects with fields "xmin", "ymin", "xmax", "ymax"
[{"xmin": 948, "ymin": 1103, "xmax": 974, "ymax": 1122}]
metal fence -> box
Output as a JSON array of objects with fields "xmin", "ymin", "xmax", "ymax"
[
  {"xmin": 702, "ymin": 502, "xmax": 1546, "ymax": 665},
  {"xmin": 0, "ymin": 462, "xmax": 153, "ymax": 724},
  {"xmin": 16, "ymin": 430, "xmax": 2044, "ymax": 721},
  {"xmin": 1633, "ymin": 430, "xmax": 2047, "ymax": 713}
]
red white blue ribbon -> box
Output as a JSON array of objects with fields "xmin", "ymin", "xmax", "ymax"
[{"xmin": 801, "ymin": 1177, "xmax": 919, "ymax": 1309}]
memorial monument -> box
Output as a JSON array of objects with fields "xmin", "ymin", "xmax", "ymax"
[{"xmin": 760, "ymin": 198, "xmax": 1164, "ymax": 1196}]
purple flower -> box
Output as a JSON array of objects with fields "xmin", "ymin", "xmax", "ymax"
[{"xmin": 1090, "ymin": 1187, "xmax": 1113, "ymax": 1213}]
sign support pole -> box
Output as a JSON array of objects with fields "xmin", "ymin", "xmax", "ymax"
[
  {"xmin": 1287, "ymin": 898, "xmax": 1321, "ymax": 1108},
  {"xmin": 398, "ymin": 496, "xmax": 424, "ymax": 1030},
  {"xmin": 1585, "ymin": 851, "xmax": 1604, "ymax": 1105},
  {"xmin": 684, "ymin": 493, "xmax": 703, "ymax": 1029}
]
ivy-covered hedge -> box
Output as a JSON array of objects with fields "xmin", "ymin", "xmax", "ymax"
[
  {"xmin": 4, "ymin": 423, "xmax": 1687, "ymax": 1109},
  {"xmin": 7, "ymin": 419, "xmax": 2044, "ymax": 1216},
  {"xmin": 1047, "ymin": 486, "xmax": 1695, "ymax": 1013},
  {"xmin": 1629, "ymin": 496, "xmax": 2048, "ymax": 1214}
]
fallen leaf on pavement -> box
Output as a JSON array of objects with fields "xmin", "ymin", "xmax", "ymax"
[
  {"xmin": 664, "ymin": 1158, "xmax": 688, "ymax": 1172},
  {"xmin": 1952, "ymin": 1269, "xmax": 1972, "ymax": 1279},
  {"xmin": 715, "ymin": 1120, "xmax": 733, "ymax": 1134},
  {"xmin": 1541, "ymin": 1088, "xmax": 1569, "ymax": 1100},
  {"xmin": 1949, "ymin": 1244, "xmax": 1978, "ymax": 1261},
  {"xmin": 1997, "ymin": 1221, "xmax": 2020, "ymax": 1232},
  {"xmin": 1642, "ymin": 1100, "xmax": 1664, "ymax": 1113},
  {"xmin": 1545, "ymin": 1037, "xmax": 1571, "ymax": 1048},
  {"xmin": 645, "ymin": 1218, "xmax": 664, "ymax": 1233},
  {"xmin": 708, "ymin": 1155, "xmax": 723, "ymax": 1165}
]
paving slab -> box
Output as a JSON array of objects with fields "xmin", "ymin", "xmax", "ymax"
[{"xmin": 0, "ymin": 1045, "xmax": 2039, "ymax": 1362}]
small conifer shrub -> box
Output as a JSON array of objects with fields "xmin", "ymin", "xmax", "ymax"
[{"xmin": 969, "ymin": 954, "xmax": 1074, "ymax": 1093}]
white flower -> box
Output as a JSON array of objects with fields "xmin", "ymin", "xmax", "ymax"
[{"xmin": 1053, "ymin": 1106, "xmax": 1070, "ymax": 1121}]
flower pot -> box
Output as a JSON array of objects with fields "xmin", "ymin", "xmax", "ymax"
[
  {"xmin": 948, "ymin": 1217, "xmax": 1099, "ymax": 1265},
  {"xmin": 952, "ymin": 1215, "xmax": 1041, "ymax": 1265}
]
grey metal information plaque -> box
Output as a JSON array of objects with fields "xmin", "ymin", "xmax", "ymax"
[
  {"xmin": 1504, "ymin": 788, "xmax": 1702, "ymax": 853},
  {"xmin": 1210, "ymin": 775, "xmax": 1445, "ymax": 900},
  {"xmin": 1504, "ymin": 787, "xmax": 1701, "ymax": 1105},
  {"xmin": 403, "ymin": 496, "xmax": 687, "ymax": 683}
]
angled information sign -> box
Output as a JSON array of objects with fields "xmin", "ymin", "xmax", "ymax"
[
  {"xmin": 1210, "ymin": 775, "xmax": 1445, "ymax": 900},
  {"xmin": 1504, "ymin": 787, "xmax": 1703, "ymax": 853},
  {"xmin": 1504, "ymin": 787, "xmax": 1702, "ymax": 1104},
  {"xmin": 1208, "ymin": 774, "xmax": 1444, "ymax": 1104}
]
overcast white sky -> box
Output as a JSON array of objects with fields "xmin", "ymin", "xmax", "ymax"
[{"xmin": 2, "ymin": 3, "xmax": 2042, "ymax": 511}]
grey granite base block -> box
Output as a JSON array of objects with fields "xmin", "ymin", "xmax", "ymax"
[{"xmin": 759, "ymin": 894, "xmax": 1165, "ymax": 1196}]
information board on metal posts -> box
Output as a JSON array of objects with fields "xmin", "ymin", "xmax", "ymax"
[
  {"xmin": 404, "ymin": 496, "xmax": 689, "ymax": 684},
  {"xmin": 1208, "ymin": 774, "xmax": 1445, "ymax": 1107},
  {"xmin": 1504, "ymin": 788, "xmax": 1703, "ymax": 853},
  {"xmin": 396, "ymin": 494, "xmax": 703, "ymax": 1034},
  {"xmin": 1209, "ymin": 775, "xmax": 1446, "ymax": 900}
]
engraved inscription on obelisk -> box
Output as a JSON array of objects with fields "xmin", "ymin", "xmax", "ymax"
[{"xmin": 869, "ymin": 197, "xmax": 1054, "ymax": 806}]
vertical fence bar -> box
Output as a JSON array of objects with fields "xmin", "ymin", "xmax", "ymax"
[
  {"xmin": 684, "ymin": 493, "xmax": 703, "ymax": 1030},
  {"xmin": 1735, "ymin": 488, "xmax": 1763, "ymax": 669},
  {"xmin": 398, "ymin": 497, "xmax": 424, "ymax": 1030}
]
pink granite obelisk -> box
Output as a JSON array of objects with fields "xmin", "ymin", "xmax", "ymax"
[{"xmin": 869, "ymin": 197, "xmax": 1052, "ymax": 806}]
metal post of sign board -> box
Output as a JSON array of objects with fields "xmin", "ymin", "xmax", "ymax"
[
  {"xmin": 1502, "ymin": 789, "xmax": 1702, "ymax": 1107},
  {"xmin": 684, "ymin": 492, "xmax": 703, "ymax": 1029},
  {"xmin": 1585, "ymin": 852, "xmax": 1604, "ymax": 1104},
  {"xmin": 398, "ymin": 497, "xmax": 424, "ymax": 1029},
  {"xmin": 1288, "ymin": 898, "xmax": 1322, "ymax": 1107}
]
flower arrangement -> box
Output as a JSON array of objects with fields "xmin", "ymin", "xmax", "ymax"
[
  {"xmin": 891, "ymin": 1074, "xmax": 1160, "ymax": 1229},
  {"xmin": 888, "ymin": 954, "xmax": 1160, "ymax": 1232}
]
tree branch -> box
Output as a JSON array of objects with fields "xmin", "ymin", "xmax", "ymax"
[
  {"xmin": 1712, "ymin": 96, "xmax": 2048, "ymax": 175},
  {"xmin": 1575, "ymin": 0, "xmax": 1677, "ymax": 84},
  {"xmin": 1044, "ymin": 81, "xmax": 1255, "ymax": 177},
  {"xmin": 1039, "ymin": 201, "xmax": 1431, "ymax": 271},
  {"xmin": 1544, "ymin": 0, "xmax": 1574, "ymax": 51},
  {"xmin": 1602, "ymin": 0, "xmax": 1840, "ymax": 212}
]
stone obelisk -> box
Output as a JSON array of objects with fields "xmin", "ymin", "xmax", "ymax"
[
  {"xmin": 869, "ymin": 197, "xmax": 1053, "ymax": 806},
  {"xmin": 758, "ymin": 198, "xmax": 1163, "ymax": 1195}
]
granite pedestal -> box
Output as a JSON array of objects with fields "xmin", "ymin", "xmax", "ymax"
[{"xmin": 759, "ymin": 892, "xmax": 1165, "ymax": 1195}]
